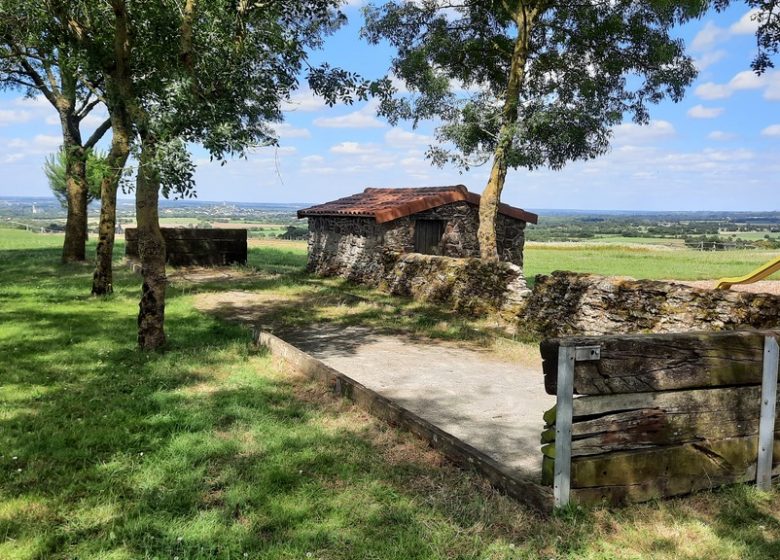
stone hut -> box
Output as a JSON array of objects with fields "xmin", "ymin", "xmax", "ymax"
[{"xmin": 297, "ymin": 185, "xmax": 538, "ymax": 283}]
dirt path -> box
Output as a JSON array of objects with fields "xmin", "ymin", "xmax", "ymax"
[{"xmin": 195, "ymin": 291, "xmax": 552, "ymax": 480}]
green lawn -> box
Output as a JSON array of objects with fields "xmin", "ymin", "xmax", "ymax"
[
  {"xmin": 251, "ymin": 238, "xmax": 780, "ymax": 282},
  {"xmin": 524, "ymin": 243, "xmax": 780, "ymax": 282},
  {"xmin": 2, "ymin": 229, "xmax": 780, "ymax": 559}
]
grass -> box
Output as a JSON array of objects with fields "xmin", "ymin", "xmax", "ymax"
[
  {"xmin": 524, "ymin": 243, "xmax": 780, "ymax": 281},
  {"xmin": 242, "ymin": 237, "xmax": 780, "ymax": 283},
  {"xmin": 2, "ymin": 229, "xmax": 780, "ymax": 559}
]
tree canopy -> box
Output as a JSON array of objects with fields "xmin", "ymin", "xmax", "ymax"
[
  {"xmin": 45, "ymin": 148, "xmax": 109, "ymax": 208},
  {"xmin": 1, "ymin": 0, "xmax": 111, "ymax": 262},
  {"xmin": 46, "ymin": 0, "xmax": 388, "ymax": 348},
  {"xmin": 363, "ymin": 0, "xmax": 708, "ymax": 257}
]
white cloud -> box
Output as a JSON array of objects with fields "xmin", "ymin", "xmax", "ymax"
[
  {"xmin": 694, "ymin": 50, "xmax": 726, "ymax": 71},
  {"xmin": 695, "ymin": 70, "xmax": 779, "ymax": 101},
  {"xmin": 301, "ymin": 155, "xmax": 325, "ymax": 165},
  {"xmin": 764, "ymin": 74, "xmax": 780, "ymax": 100},
  {"xmin": 313, "ymin": 101, "xmax": 385, "ymax": 129},
  {"xmin": 13, "ymin": 96, "xmax": 50, "ymax": 110},
  {"xmin": 687, "ymin": 104, "xmax": 725, "ymax": 119},
  {"xmin": 708, "ymin": 130, "xmax": 735, "ymax": 141},
  {"xmin": 0, "ymin": 134, "xmax": 62, "ymax": 163},
  {"xmin": 694, "ymin": 82, "xmax": 732, "ymax": 100},
  {"xmin": 384, "ymin": 128, "xmax": 432, "ymax": 148},
  {"xmin": 81, "ymin": 112, "xmax": 110, "ymax": 128},
  {"xmin": 691, "ymin": 21, "xmax": 728, "ymax": 51},
  {"xmin": 282, "ymin": 88, "xmax": 328, "ymax": 113},
  {"xmin": 273, "ymin": 123, "xmax": 311, "ymax": 139},
  {"xmin": 730, "ymin": 9, "xmax": 763, "ymax": 35},
  {"xmin": 329, "ymin": 141, "xmax": 379, "ymax": 155},
  {"xmin": 612, "ymin": 120, "xmax": 676, "ymax": 145},
  {"xmin": 1, "ymin": 153, "xmax": 25, "ymax": 164},
  {"xmin": 0, "ymin": 109, "xmax": 32, "ymax": 126},
  {"xmin": 34, "ymin": 134, "xmax": 62, "ymax": 149},
  {"xmin": 730, "ymin": 70, "xmax": 765, "ymax": 90},
  {"xmin": 761, "ymin": 124, "xmax": 780, "ymax": 137}
]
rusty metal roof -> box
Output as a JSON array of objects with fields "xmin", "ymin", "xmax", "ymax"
[{"xmin": 297, "ymin": 185, "xmax": 538, "ymax": 224}]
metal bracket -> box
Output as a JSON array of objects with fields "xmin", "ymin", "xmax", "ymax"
[{"xmin": 575, "ymin": 346, "xmax": 601, "ymax": 362}]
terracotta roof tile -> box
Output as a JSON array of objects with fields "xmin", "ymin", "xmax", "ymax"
[{"xmin": 297, "ymin": 185, "xmax": 538, "ymax": 224}]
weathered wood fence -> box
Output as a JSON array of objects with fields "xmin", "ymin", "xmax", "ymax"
[
  {"xmin": 540, "ymin": 329, "xmax": 780, "ymax": 506},
  {"xmin": 125, "ymin": 228, "xmax": 247, "ymax": 267}
]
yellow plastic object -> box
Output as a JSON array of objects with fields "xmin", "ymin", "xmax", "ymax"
[{"xmin": 716, "ymin": 255, "xmax": 780, "ymax": 289}]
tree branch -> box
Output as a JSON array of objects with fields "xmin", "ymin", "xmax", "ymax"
[
  {"xmin": 84, "ymin": 117, "xmax": 112, "ymax": 149},
  {"xmin": 9, "ymin": 44, "xmax": 58, "ymax": 106},
  {"xmin": 77, "ymin": 97, "xmax": 102, "ymax": 120}
]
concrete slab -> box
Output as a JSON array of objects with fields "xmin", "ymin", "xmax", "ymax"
[{"xmin": 281, "ymin": 325, "xmax": 553, "ymax": 480}]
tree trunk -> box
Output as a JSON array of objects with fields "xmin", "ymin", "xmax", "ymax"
[
  {"xmin": 92, "ymin": 111, "xmax": 131, "ymax": 295},
  {"xmin": 477, "ymin": 4, "xmax": 538, "ymax": 260},
  {"xmin": 478, "ymin": 143, "xmax": 511, "ymax": 260},
  {"xmin": 61, "ymin": 138, "xmax": 89, "ymax": 263},
  {"xmin": 135, "ymin": 134, "xmax": 167, "ymax": 350}
]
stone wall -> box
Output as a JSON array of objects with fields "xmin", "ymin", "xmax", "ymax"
[
  {"xmin": 382, "ymin": 253, "xmax": 531, "ymax": 317},
  {"xmin": 306, "ymin": 216, "xmax": 392, "ymax": 283},
  {"xmin": 523, "ymin": 271, "xmax": 780, "ymax": 337},
  {"xmin": 305, "ymin": 201, "xmax": 527, "ymax": 283}
]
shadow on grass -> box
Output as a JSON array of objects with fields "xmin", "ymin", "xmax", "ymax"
[
  {"xmin": 2, "ymin": 240, "xmax": 779, "ymax": 560},
  {"xmin": 2, "ymin": 244, "xmax": 546, "ymax": 558}
]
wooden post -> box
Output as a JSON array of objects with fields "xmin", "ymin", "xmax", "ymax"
[
  {"xmin": 553, "ymin": 344, "xmax": 601, "ymax": 508},
  {"xmin": 554, "ymin": 346, "xmax": 575, "ymax": 508},
  {"xmin": 757, "ymin": 336, "xmax": 779, "ymax": 491}
]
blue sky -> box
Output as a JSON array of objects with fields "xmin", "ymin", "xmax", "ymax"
[{"xmin": 0, "ymin": 2, "xmax": 778, "ymax": 211}]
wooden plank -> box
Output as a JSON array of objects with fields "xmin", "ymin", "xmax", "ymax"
[
  {"xmin": 567, "ymin": 436, "xmax": 780, "ymax": 505},
  {"xmin": 757, "ymin": 336, "xmax": 779, "ymax": 490},
  {"xmin": 542, "ymin": 387, "xmax": 778, "ymax": 455},
  {"xmin": 124, "ymin": 227, "xmax": 247, "ymax": 266},
  {"xmin": 256, "ymin": 331, "xmax": 553, "ymax": 512},
  {"xmin": 570, "ymin": 386, "xmax": 773, "ymax": 456},
  {"xmin": 542, "ymin": 329, "xmax": 780, "ymax": 395},
  {"xmin": 570, "ymin": 386, "xmax": 763, "ymax": 418}
]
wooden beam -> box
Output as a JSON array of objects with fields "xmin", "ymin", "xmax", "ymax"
[
  {"xmin": 567, "ymin": 436, "xmax": 780, "ymax": 505},
  {"xmin": 542, "ymin": 330, "xmax": 780, "ymax": 395}
]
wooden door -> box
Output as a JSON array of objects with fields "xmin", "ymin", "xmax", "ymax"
[{"xmin": 414, "ymin": 220, "xmax": 445, "ymax": 255}]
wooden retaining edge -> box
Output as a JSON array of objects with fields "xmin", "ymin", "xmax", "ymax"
[{"xmin": 255, "ymin": 330, "xmax": 553, "ymax": 513}]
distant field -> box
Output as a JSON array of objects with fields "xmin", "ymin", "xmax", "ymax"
[
  {"xmin": 524, "ymin": 243, "xmax": 779, "ymax": 281},
  {"xmin": 591, "ymin": 235, "xmax": 686, "ymax": 246},
  {"xmin": 3, "ymin": 229, "xmax": 778, "ymax": 282},
  {"xmin": 719, "ymin": 231, "xmax": 780, "ymax": 241},
  {"xmin": 245, "ymin": 238, "xmax": 780, "ymax": 282}
]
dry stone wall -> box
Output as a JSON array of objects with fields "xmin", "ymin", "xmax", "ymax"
[
  {"xmin": 382, "ymin": 253, "xmax": 531, "ymax": 317},
  {"xmin": 306, "ymin": 216, "xmax": 393, "ymax": 283},
  {"xmin": 523, "ymin": 271, "xmax": 780, "ymax": 337}
]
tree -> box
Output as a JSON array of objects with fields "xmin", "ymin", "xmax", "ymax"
[
  {"xmin": 363, "ymin": 0, "xmax": 707, "ymax": 259},
  {"xmin": 0, "ymin": 1, "xmax": 111, "ymax": 263},
  {"xmin": 44, "ymin": 148, "xmax": 109, "ymax": 208},
  {"xmin": 53, "ymin": 0, "xmax": 385, "ymax": 349}
]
